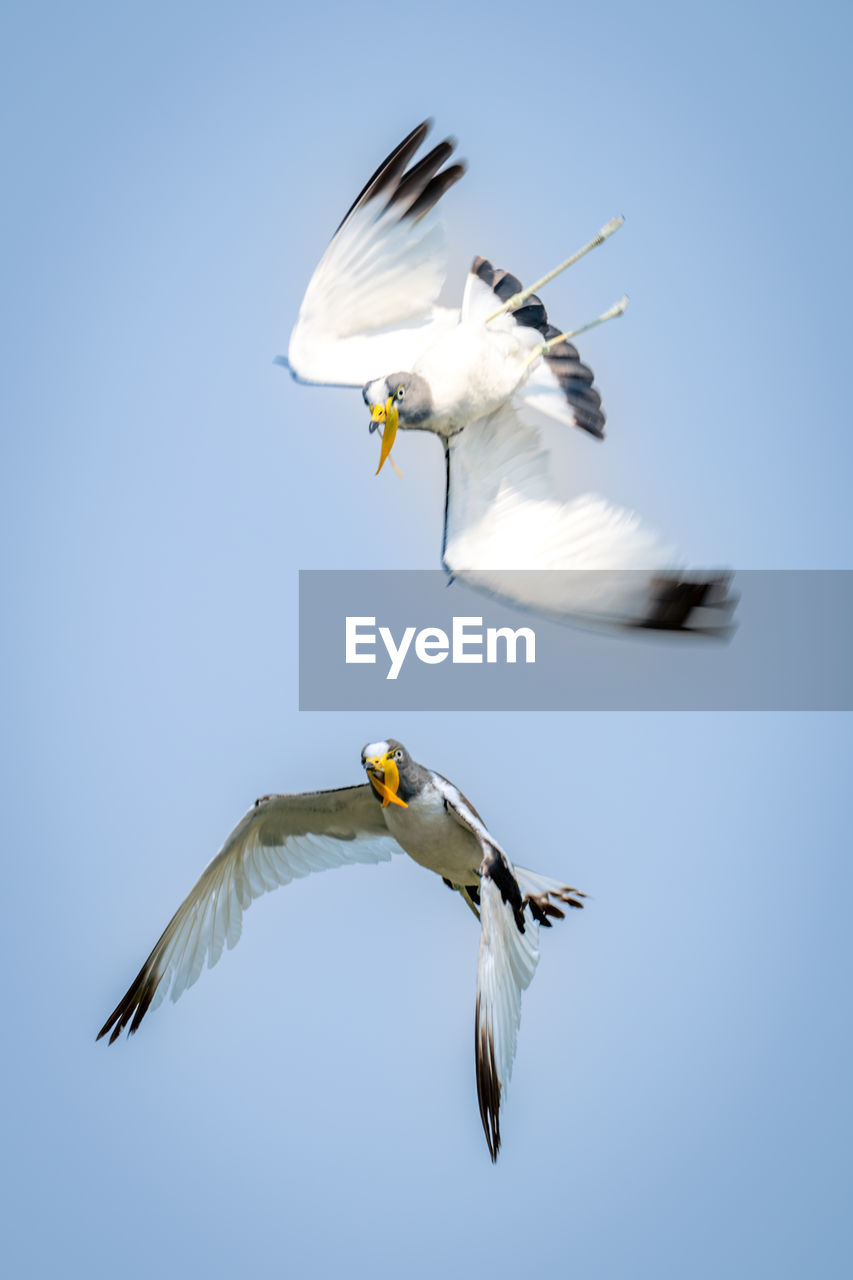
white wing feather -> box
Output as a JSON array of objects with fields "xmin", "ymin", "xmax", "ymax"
[
  {"xmin": 287, "ymin": 124, "xmax": 463, "ymax": 387},
  {"xmin": 475, "ymin": 874, "xmax": 540, "ymax": 1161},
  {"xmin": 287, "ymin": 207, "xmax": 458, "ymax": 386},
  {"xmin": 443, "ymin": 399, "xmax": 687, "ymax": 627},
  {"xmin": 99, "ymin": 785, "xmax": 400, "ymax": 1041}
]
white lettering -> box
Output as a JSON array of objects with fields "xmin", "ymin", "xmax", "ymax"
[
  {"xmin": 486, "ymin": 626, "xmax": 536, "ymax": 664},
  {"xmin": 379, "ymin": 625, "xmax": 416, "ymax": 681},
  {"xmin": 452, "ymin": 616, "xmax": 483, "ymax": 664},
  {"xmin": 415, "ymin": 628, "xmax": 449, "ymax": 664},
  {"xmin": 346, "ymin": 617, "xmax": 376, "ymax": 663},
  {"xmin": 344, "ymin": 617, "xmax": 536, "ymax": 678}
]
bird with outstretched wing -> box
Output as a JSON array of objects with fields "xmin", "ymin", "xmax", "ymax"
[
  {"xmin": 98, "ymin": 739, "xmax": 584, "ymax": 1162},
  {"xmin": 282, "ymin": 121, "xmax": 732, "ymax": 634}
]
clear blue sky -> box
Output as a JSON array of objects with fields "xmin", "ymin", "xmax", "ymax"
[{"xmin": 2, "ymin": 2, "xmax": 851, "ymax": 1277}]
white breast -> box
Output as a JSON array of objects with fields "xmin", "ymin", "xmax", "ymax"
[
  {"xmin": 382, "ymin": 780, "xmax": 482, "ymax": 883},
  {"xmin": 414, "ymin": 322, "xmax": 533, "ymax": 434}
]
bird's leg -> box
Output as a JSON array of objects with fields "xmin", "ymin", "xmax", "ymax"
[
  {"xmin": 485, "ymin": 216, "xmax": 624, "ymax": 323},
  {"xmin": 526, "ymin": 296, "xmax": 629, "ymax": 366},
  {"xmin": 455, "ymin": 884, "xmax": 481, "ymax": 921}
]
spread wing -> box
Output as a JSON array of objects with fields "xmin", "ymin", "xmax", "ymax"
[
  {"xmin": 442, "ymin": 399, "xmax": 733, "ymax": 632},
  {"xmin": 431, "ymin": 771, "xmax": 542, "ymax": 1161},
  {"xmin": 98, "ymin": 785, "xmax": 400, "ymax": 1043},
  {"xmin": 286, "ymin": 121, "xmax": 464, "ymax": 387},
  {"xmin": 519, "ymin": 328, "xmax": 606, "ymax": 438},
  {"xmin": 475, "ymin": 871, "xmax": 540, "ymax": 1162},
  {"xmin": 462, "ymin": 256, "xmax": 607, "ymax": 440}
]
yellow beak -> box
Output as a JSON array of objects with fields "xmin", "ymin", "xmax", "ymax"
[
  {"xmin": 371, "ymin": 398, "xmax": 399, "ymax": 475},
  {"xmin": 365, "ymin": 752, "xmax": 408, "ymax": 808}
]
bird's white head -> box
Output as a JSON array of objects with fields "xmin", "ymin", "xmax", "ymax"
[
  {"xmin": 361, "ymin": 738, "xmax": 410, "ymax": 808},
  {"xmin": 362, "ymin": 374, "xmax": 433, "ymax": 474}
]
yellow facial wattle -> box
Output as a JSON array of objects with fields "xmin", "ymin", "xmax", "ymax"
[
  {"xmin": 366, "ymin": 753, "xmax": 408, "ymax": 808},
  {"xmin": 371, "ymin": 397, "xmax": 399, "ymax": 475}
]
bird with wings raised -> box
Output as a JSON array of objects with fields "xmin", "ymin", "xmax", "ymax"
[
  {"xmin": 98, "ymin": 739, "xmax": 584, "ymax": 1162},
  {"xmin": 284, "ymin": 120, "xmax": 732, "ymax": 633}
]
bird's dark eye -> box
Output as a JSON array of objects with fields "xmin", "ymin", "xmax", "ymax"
[
  {"xmin": 394, "ymin": 749, "xmax": 403, "ymax": 762},
  {"xmin": 396, "ymin": 386, "xmax": 405, "ymax": 401}
]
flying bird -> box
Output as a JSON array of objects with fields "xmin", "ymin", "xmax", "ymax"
[
  {"xmin": 283, "ymin": 121, "xmax": 732, "ymax": 633},
  {"xmin": 98, "ymin": 739, "xmax": 584, "ymax": 1162}
]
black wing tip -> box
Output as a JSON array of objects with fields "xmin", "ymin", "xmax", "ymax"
[
  {"xmin": 475, "ymin": 994, "xmax": 502, "ymax": 1163},
  {"xmin": 97, "ymin": 1003, "xmax": 122, "ymax": 1043},
  {"xmin": 97, "ymin": 960, "xmax": 162, "ymax": 1045},
  {"xmin": 96, "ymin": 1009, "xmax": 132, "ymax": 1045},
  {"xmin": 404, "ymin": 162, "xmax": 465, "ymax": 222},
  {"xmin": 336, "ymin": 119, "xmax": 463, "ymax": 233},
  {"xmin": 634, "ymin": 573, "xmax": 737, "ymax": 634},
  {"xmin": 392, "ymin": 119, "xmax": 432, "ymax": 162},
  {"xmin": 96, "ymin": 1012, "xmax": 128, "ymax": 1045}
]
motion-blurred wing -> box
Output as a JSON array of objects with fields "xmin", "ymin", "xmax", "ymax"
[
  {"xmin": 286, "ymin": 121, "xmax": 464, "ymax": 387},
  {"xmin": 442, "ymin": 400, "xmax": 732, "ymax": 632},
  {"xmin": 475, "ymin": 872, "xmax": 540, "ymax": 1162},
  {"xmin": 98, "ymin": 785, "xmax": 399, "ymax": 1043}
]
